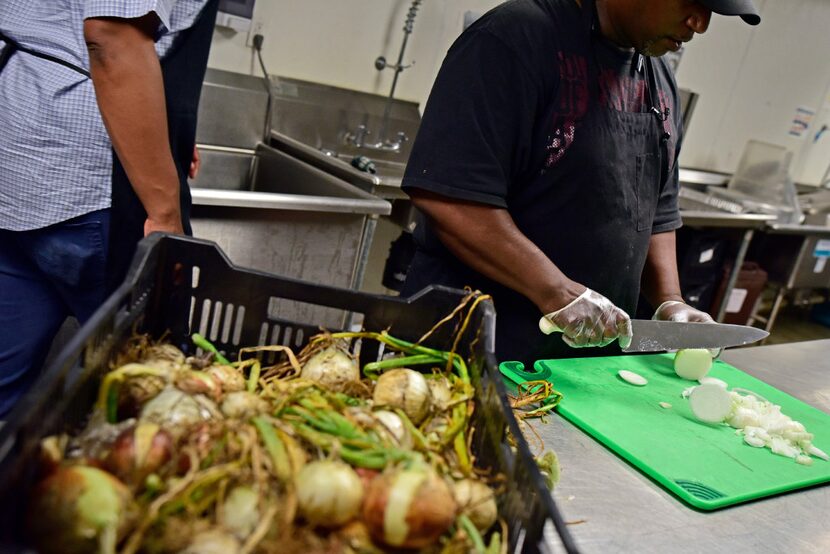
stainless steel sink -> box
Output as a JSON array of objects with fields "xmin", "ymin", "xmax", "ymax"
[
  {"xmin": 187, "ymin": 143, "xmax": 390, "ymax": 329},
  {"xmin": 269, "ymin": 131, "xmax": 408, "ymax": 200}
]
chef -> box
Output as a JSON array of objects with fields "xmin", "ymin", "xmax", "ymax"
[
  {"xmin": 400, "ymin": 0, "xmax": 761, "ymax": 365},
  {"xmin": 0, "ymin": 0, "xmax": 218, "ymax": 416}
]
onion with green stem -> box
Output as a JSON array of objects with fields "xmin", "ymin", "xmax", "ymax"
[
  {"xmin": 26, "ymin": 466, "xmax": 137, "ymax": 554},
  {"xmin": 362, "ymin": 466, "xmax": 457, "ymax": 549}
]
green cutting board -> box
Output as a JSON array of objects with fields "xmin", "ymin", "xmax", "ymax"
[{"xmin": 500, "ymin": 354, "xmax": 830, "ymax": 510}]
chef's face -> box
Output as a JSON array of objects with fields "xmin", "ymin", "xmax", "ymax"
[{"xmin": 605, "ymin": 0, "xmax": 713, "ymax": 56}]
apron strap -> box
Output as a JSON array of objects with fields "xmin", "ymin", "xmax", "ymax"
[{"xmin": 0, "ymin": 30, "xmax": 90, "ymax": 78}]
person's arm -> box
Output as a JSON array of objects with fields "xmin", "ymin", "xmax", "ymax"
[
  {"xmin": 84, "ymin": 14, "xmax": 183, "ymax": 235},
  {"xmin": 640, "ymin": 231, "xmax": 685, "ymax": 308},
  {"xmin": 411, "ymin": 189, "xmax": 631, "ymax": 347},
  {"xmin": 410, "ymin": 189, "xmax": 583, "ymax": 314}
]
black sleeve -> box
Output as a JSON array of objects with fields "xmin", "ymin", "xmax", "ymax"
[
  {"xmin": 402, "ymin": 28, "xmax": 545, "ymax": 208},
  {"xmin": 652, "ymin": 64, "xmax": 683, "ymax": 234}
]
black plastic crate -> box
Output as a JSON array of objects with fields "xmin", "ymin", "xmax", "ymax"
[{"xmin": 0, "ymin": 234, "xmax": 577, "ymax": 554}]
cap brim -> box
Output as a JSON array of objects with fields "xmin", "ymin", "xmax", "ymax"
[{"xmin": 699, "ymin": 0, "xmax": 761, "ymax": 26}]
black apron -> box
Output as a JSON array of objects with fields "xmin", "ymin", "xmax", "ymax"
[
  {"xmin": 403, "ymin": 0, "xmax": 672, "ymax": 365},
  {"xmin": 0, "ymin": 2, "xmax": 219, "ymax": 291},
  {"xmin": 107, "ymin": 0, "xmax": 219, "ymax": 291}
]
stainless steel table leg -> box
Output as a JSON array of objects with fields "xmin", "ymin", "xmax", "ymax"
[{"xmin": 716, "ymin": 228, "xmax": 755, "ymax": 322}]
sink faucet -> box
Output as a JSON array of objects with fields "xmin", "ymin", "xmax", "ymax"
[
  {"xmin": 344, "ymin": 0, "xmax": 422, "ymax": 155},
  {"xmin": 344, "ymin": 124, "xmax": 370, "ymax": 148}
]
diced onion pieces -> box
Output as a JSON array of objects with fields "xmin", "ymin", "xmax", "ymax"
[
  {"xmin": 674, "ymin": 349, "xmax": 713, "ymax": 381},
  {"xmin": 688, "ymin": 383, "xmax": 732, "ymax": 423},
  {"xmin": 617, "ymin": 370, "xmax": 648, "ymax": 386}
]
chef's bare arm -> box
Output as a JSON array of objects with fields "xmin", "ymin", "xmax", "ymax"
[
  {"xmin": 409, "ymin": 188, "xmax": 585, "ymax": 314},
  {"xmin": 84, "ymin": 14, "xmax": 183, "ymax": 235},
  {"xmin": 640, "ymin": 230, "xmax": 685, "ymax": 308}
]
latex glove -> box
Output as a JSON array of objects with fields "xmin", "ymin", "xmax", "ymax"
[
  {"xmin": 539, "ymin": 288, "xmax": 632, "ymax": 348},
  {"xmin": 652, "ymin": 300, "xmax": 721, "ymax": 357}
]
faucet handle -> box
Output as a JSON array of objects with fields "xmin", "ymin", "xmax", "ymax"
[{"xmin": 396, "ymin": 131, "xmax": 409, "ymax": 143}]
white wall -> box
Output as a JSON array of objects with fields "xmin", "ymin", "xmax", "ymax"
[
  {"xmin": 676, "ymin": 0, "xmax": 830, "ymax": 185},
  {"xmin": 208, "ymin": 0, "xmax": 502, "ymax": 107},
  {"xmin": 208, "ymin": 0, "xmax": 830, "ymax": 186}
]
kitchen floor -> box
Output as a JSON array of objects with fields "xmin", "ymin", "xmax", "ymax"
[{"xmin": 760, "ymin": 305, "xmax": 830, "ymax": 345}]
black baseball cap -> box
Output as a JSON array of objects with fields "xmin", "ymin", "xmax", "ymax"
[{"xmin": 698, "ymin": 0, "xmax": 761, "ymax": 25}]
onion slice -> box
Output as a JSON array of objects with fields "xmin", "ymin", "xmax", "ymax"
[
  {"xmin": 688, "ymin": 383, "xmax": 732, "ymax": 423},
  {"xmin": 674, "ymin": 349, "xmax": 713, "ymax": 381},
  {"xmin": 618, "ymin": 370, "xmax": 647, "ymax": 386}
]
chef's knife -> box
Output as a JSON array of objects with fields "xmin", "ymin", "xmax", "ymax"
[{"xmin": 539, "ymin": 317, "xmax": 769, "ymax": 352}]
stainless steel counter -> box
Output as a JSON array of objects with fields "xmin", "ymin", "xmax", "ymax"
[{"xmin": 534, "ymin": 340, "xmax": 830, "ymax": 553}]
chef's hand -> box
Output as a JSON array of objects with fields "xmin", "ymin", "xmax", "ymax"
[
  {"xmin": 540, "ymin": 288, "xmax": 632, "ymax": 348},
  {"xmin": 652, "ymin": 300, "xmax": 714, "ymax": 323},
  {"xmin": 652, "ymin": 300, "xmax": 721, "ymax": 357}
]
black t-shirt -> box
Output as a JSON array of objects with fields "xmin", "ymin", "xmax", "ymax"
[{"xmin": 401, "ymin": 0, "xmax": 683, "ymax": 363}]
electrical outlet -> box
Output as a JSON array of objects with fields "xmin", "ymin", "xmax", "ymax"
[{"xmin": 246, "ymin": 20, "xmax": 264, "ymax": 47}]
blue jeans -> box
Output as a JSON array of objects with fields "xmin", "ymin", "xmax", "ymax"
[{"xmin": 0, "ymin": 209, "xmax": 110, "ymax": 417}]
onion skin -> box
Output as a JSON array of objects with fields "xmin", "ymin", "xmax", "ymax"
[
  {"xmin": 362, "ymin": 469, "xmax": 457, "ymax": 549},
  {"xmin": 452, "ymin": 479, "xmax": 498, "ymax": 531},
  {"xmin": 116, "ymin": 374, "xmax": 167, "ymax": 419},
  {"xmin": 300, "ymin": 347, "xmax": 360, "ymax": 391},
  {"xmin": 220, "ymin": 391, "xmax": 269, "ymax": 419},
  {"xmin": 207, "ymin": 365, "xmax": 247, "ymax": 393},
  {"xmin": 373, "ymin": 369, "xmax": 432, "ymax": 425},
  {"xmin": 103, "ymin": 423, "xmax": 173, "ymax": 488},
  {"xmin": 175, "ymin": 370, "xmax": 224, "ymax": 401},
  {"xmin": 26, "ymin": 466, "xmax": 136, "ymax": 554}
]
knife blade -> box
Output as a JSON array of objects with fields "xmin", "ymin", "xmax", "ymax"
[
  {"xmin": 621, "ymin": 319, "xmax": 769, "ymax": 352},
  {"xmin": 538, "ymin": 316, "xmax": 769, "ymax": 352}
]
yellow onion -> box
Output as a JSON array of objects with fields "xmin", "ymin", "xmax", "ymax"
[
  {"xmin": 144, "ymin": 343, "xmax": 186, "ymax": 364},
  {"xmin": 300, "ymin": 347, "xmax": 360, "ymax": 391},
  {"xmin": 426, "ymin": 376, "xmax": 453, "ymax": 412},
  {"xmin": 373, "ymin": 369, "xmax": 432, "ymax": 425},
  {"xmin": 175, "ymin": 370, "xmax": 223, "ymax": 402},
  {"xmin": 116, "ymin": 373, "xmax": 167, "ymax": 419},
  {"xmin": 362, "ymin": 467, "xmax": 457, "ymax": 549},
  {"xmin": 220, "ymin": 391, "xmax": 269, "ymax": 419},
  {"xmin": 295, "ymin": 460, "xmax": 364, "ymax": 528},
  {"xmin": 218, "ymin": 486, "xmax": 260, "ymax": 540},
  {"xmin": 452, "ymin": 479, "xmax": 498, "ymax": 531},
  {"xmin": 207, "ymin": 364, "xmax": 246, "ymax": 392},
  {"xmin": 103, "ymin": 422, "xmax": 173, "ymax": 489},
  {"xmin": 140, "ymin": 387, "xmax": 220, "ymax": 439},
  {"xmin": 373, "ymin": 410, "xmax": 412, "ymax": 449},
  {"xmin": 179, "ymin": 529, "xmax": 241, "ymax": 554},
  {"xmin": 26, "ymin": 466, "xmax": 137, "ymax": 554}
]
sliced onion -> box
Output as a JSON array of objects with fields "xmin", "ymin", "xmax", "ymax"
[
  {"xmin": 674, "ymin": 349, "xmax": 713, "ymax": 381},
  {"xmin": 617, "ymin": 370, "xmax": 647, "ymax": 386},
  {"xmin": 688, "ymin": 383, "xmax": 732, "ymax": 423}
]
